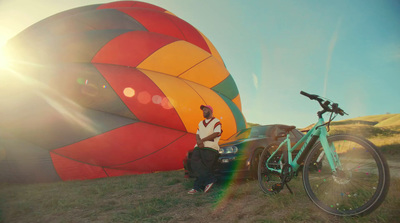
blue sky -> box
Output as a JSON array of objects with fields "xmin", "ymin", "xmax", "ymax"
[{"xmin": 0, "ymin": 0, "xmax": 399, "ymax": 128}]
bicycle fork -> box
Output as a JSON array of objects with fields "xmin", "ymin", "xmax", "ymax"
[{"xmin": 319, "ymin": 131, "xmax": 342, "ymax": 173}]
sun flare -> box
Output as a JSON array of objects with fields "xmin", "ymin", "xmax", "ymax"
[{"xmin": 0, "ymin": 46, "xmax": 9, "ymax": 69}]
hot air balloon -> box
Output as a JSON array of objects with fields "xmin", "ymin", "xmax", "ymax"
[{"xmin": 0, "ymin": 1, "xmax": 246, "ymax": 182}]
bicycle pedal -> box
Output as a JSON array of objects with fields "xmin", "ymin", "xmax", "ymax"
[{"xmin": 272, "ymin": 183, "xmax": 283, "ymax": 191}]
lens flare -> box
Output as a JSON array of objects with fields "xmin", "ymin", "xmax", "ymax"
[
  {"xmin": 138, "ymin": 91, "xmax": 151, "ymax": 104},
  {"xmin": 152, "ymin": 95, "xmax": 162, "ymax": 104},
  {"xmin": 0, "ymin": 46, "xmax": 10, "ymax": 69},
  {"xmin": 161, "ymin": 97, "xmax": 173, "ymax": 109},
  {"xmin": 123, "ymin": 87, "xmax": 135, "ymax": 98},
  {"xmin": 212, "ymin": 159, "xmax": 246, "ymax": 212}
]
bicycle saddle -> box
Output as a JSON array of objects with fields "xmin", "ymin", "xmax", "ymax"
[{"xmin": 281, "ymin": 125, "xmax": 296, "ymax": 132}]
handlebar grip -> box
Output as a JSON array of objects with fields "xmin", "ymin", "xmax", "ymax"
[
  {"xmin": 300, "ymin": 91, "xmax": 318, "ymax": 100},
  {"xmin": 300, "ymin": 91, "xmax": 310, "ymax": 97}
]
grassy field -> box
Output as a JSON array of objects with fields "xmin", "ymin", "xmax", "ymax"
[
  {"xmin": 0, "ymin": 171, "xmax": 399, "ymax": 223},
  {"xmin": 1, "ymin": 114, "xmax": 399, "ymax": 222}
]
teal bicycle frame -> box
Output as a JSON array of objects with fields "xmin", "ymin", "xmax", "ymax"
[{"xmin": 266, "ymin": 117, "xmax": 342, "ymax": 174}]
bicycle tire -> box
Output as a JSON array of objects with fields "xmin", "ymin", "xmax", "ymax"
[
  {"xmin": 302, "ymin": 134, "xmax": 390, "ymax": 216},
  {"xmin": 258, "ymin": 144, "xmax": 281, "ymax": 194},
  {"xmin": 250, "ymin": 149, "xmax": 263, "ymax": 179}
]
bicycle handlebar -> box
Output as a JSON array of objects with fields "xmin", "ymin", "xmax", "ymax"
[
  {"xmin": 300, "ymin": 91, "xmax": 319, "ymax": 100},
  {"xmin": 300, "ymin": 91, "xmax": 347, "ymax": 116}
]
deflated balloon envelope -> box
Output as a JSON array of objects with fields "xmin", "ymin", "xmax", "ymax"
[{"xmin": 0, "ymin": 1, "xmax": 246, "ymax": 182}]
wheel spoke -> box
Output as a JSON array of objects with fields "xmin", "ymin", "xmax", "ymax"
[{"xmin": 302, "ymin": 135, "xmax": 389, "ymax": 216}]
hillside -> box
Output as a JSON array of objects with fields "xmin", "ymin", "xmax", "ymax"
[
  {"xmin": 330, "ymin": 113, "xmax": 400, "ymax": 133},
  {"xmin": 302, "ymin": 113, "xmax": 400, "ymax": 129},
  {"xmin": 301, "ymin": 113, "xmax": 400, "ymax": 156},
  {"xmin": 375, "ymin": 114, "xmax": 400, "ymax": 127},
  {"xmin": 333, "ymin": 113, "xmax": 400, "ymax": 127}
]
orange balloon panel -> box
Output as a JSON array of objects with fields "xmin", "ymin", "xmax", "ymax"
[
  {"xmin": 137, "ymin": 40, "xmax": 209, "ymax": 76},
  {"xmin": 185, "ymin": 81, "xmax": 237, "ymax": 139},
  {"xmin": 164, "ymin": 11, "xmax": 176, "ymax": 16},
  {"xmin": 140, "ymin": 69, "xmax": 237, "ymax": 139},
  {"xmin": 140, "ymin": 69, "xmax": 205, "ymax": 134},
  {"xmin": 179, "ymin": 56, "xmax": 230, "ymax": 88}
]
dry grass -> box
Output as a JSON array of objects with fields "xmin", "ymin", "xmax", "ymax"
[{"xmin": 0, "ymin": 170, "xmax": 399, "ymax": 223}]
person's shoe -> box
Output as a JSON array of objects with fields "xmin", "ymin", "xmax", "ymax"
[
  {"xmin": 187, "ymin": 189, "xmax": 198, "ymax": 194},
  {"xmin": 204, "ymin": 182, "xmax": 214, "ymax": 193}
]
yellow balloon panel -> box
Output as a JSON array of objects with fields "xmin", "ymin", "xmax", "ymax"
[
  {"xmin": 137, "ymin": 40, "xmax": 210, "ymax": 77},
  {"xmin": 184, "ymin": 81, "xmax": 237, "ymax": 140},
  {"xmin": 164, "ymin": 11, "xmax": 176, "ymax": 16},
  {"xmin": 179, "ymin": 56, "xmax": 229, "ymax": 88},
  {"xmin": 140, "ymin": 69, "xmax": 205, "ymax": 134},
  {"xmin": 199, "ymin": 31, "xmax": 224, "ymax": 64}
]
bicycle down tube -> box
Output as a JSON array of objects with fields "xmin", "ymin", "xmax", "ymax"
[{"xmin": 265, "ymin": 117, "xmax": 341, "ymax": 174}]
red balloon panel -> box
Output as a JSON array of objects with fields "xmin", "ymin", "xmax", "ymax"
[
  {"xmin": 50, "ymin": 153, "xmax": 108, "ymax": 181},
  {"xmin": 94, "ymin": 64, "xmax": 186, "ymax": 131},
  {"xmin": 52, "ymin": 122, "xmax": 186, "ymax": 167},
  {"xmin": 91, "ymin": 31, "xmax": 178, "ymax": 67},
  {"xmin": 117, "ymin": 8, "xmax": 186, "ymax": 40},
  {"xmin": 97, "ymin": 1, "xmax": 166, "ymax": 12},
  {"xmin": 167, "ymin": 15, "xmax": 211, "ymax": 54},
  {"xmin": 108, "ymin": 133, "xmax": 195, "ymax": 173}
]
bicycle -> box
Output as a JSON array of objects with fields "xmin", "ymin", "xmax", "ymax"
[{"xmin": 257, "ymin": 91, "xmax": 390, "ymax": 216}]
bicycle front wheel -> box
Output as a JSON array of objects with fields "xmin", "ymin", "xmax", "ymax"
[{"xmin": 303, "ymin": 134, "xmax": 390, "ymax": 216}]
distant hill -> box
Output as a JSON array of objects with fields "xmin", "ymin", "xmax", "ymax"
[
  {"xmin": 302, "ymin": 113, "xmax": 400, "ymax": 130},
  {"xmin": 333, "ymin": 114, "xmax": 400, "ymax": 127},
  {"xmin": 247, "ymin": 122, "xmax": 261, "ymax": 127},
  {"xmin": 300, "ymin": 114, "xmax": 400, "ymax": 153}
]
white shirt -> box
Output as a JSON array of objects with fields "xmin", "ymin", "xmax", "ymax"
[{"xmin": 195, "ymin": 117, "xmax": 222, "ymax": 151}]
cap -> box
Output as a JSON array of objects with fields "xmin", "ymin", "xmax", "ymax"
[{"xmin": 200, "ymin": 105, "xmax": 213, "ymax": 113}]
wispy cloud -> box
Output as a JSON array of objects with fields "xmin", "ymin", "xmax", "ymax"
[
  {"xmin": 252, "ymin": 73, "xmax": 259, "ymax": 89},
  {"xmin": 324, "ymin": 17, "xmax": 342, "ymax": 97}
]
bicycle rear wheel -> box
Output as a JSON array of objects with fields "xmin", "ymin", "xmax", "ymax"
[
  {"xmin": 258, "ymin": 144, "xmax": 281, "ymax": 194},
  {"xmin": 303, "ymin": 134, "xmax": 390, "ymax": 216}
]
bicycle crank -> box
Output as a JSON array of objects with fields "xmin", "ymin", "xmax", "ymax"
[
  {"xmin": 281, "ymin": 163, "xmax": 294, "ymax": 183},
  {"xmin": 272, "ymin": 164, "xmax": 294, "ymax": 194}
]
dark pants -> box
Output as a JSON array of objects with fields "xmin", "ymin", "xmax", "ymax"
[{"xmin": 191, "ymin": 148, "xmax": 218, "ymax": 191}]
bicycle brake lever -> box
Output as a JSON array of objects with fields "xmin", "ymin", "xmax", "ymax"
[
  {"xmin": 332, "ymin": 103, "xmax": 347, "ymax": 116},
  {"xmin": 339, "ymin": 109, "xmax": 348, "ymax": 116}
]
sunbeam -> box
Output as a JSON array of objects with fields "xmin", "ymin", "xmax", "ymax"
[
  {"xmin": 3, "ymin": 67, "xmax": 100, "ymax": 135},
  {"xmin": 323, "ymin": 17, "xmax": 342, "ymax": 97}
]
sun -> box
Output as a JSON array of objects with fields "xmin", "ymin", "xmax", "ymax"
[
  {"xmin": 0, "ymin": 34, "xmax": 11, "ymax": 69},
  {"xmin": 0, "ymin": 46, "xmax": 10, "ymax": 69}
]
